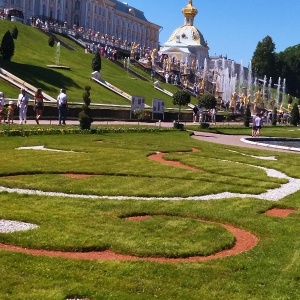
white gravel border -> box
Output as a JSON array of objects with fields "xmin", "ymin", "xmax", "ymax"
[
  {"xmin": 2, "ymin": 145, "xmax": 300, "ymax": 233},
  {"xmin": 0, "ymin": 162, "xmax": 299, "ymax": 202},
  {"xmin": 0, "ymin": 219, "xmax": 38, "ymax": 233}
]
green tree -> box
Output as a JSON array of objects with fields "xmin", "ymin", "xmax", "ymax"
[
  {"xmin": 172, "ymin": 90, "xmax": 191, "ymax": 122},
  {"xmin": 198, "ymin": 93, "xmax": 217, "ymax": 110},
  {"xmin": 92, "ymin": 51, "xmax": 101, "ymax": 72},
  {"xmin": 276, "ymin": 45, "xmax": 300, "ymax": 97},
  {"xmin": 252, "ymin": 35, "xmax": 276, "ymax": 79},
  {"xmin": 288, "ymin": 94, "xmax": 293, "ymax": 105},
  {"xmin": 0, "ymin": 30, "xmax": 15, "ymax": 61},
  {"xmin": 11, "ymin": 25, "xmax": 18, "ymax": 40},
  {"xmin": 290, "ymin": 103, "xmax": 299, "ymax": 126}
]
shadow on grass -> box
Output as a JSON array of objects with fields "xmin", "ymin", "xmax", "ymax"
[{"xmin": 1, "ymin": 61, "xmax": 81, "ymax": 93}]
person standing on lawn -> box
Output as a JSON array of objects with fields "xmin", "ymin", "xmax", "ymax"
[{"xmin": 193, "ymin": 105, "xmax": 199, "ymax": 123}]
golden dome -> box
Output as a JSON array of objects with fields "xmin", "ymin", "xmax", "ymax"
[{"xmin": 182, "ymin": 0, "xmax": 198, "ymax": 18}]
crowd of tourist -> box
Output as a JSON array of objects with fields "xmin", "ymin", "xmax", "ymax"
[{"xmin": 0, "ymin": 88, "xmax": 69, "ymax": 126}]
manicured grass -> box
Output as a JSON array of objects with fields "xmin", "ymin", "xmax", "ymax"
[{"xmin": 0, "ymin": 129, "xmax": 300, "ymax": 299}]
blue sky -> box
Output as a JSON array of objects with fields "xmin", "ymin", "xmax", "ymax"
[{"xmin": 126, "ymin": 0, "xmax": 300, "ymax": 66}]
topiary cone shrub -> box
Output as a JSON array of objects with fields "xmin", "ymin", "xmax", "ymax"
[
  {"xmin": 272, "ymin": 107, "xmax": 277, "ymax": 126},
  {"xmin": 244, "ymin": 104, "xmax": 251, "ymax": 127},
  {"xmin": 290, "ymin": 103, "xmax": 299, "ymax": 126},
  {"xmin": 79, "ymin": 86, "xmax": 93, "ymax": 130}
]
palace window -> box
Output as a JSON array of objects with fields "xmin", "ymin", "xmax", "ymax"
[
  {"xmin": 74, "ymin": 15, "xmax": 79, "ymax": 26},
  {"xmin": 42, "ymin": 4, "xmax": 46, "ymax": 17},
  {"xmin": 75, "ymin": 1, "xmax": 80, "ymax": 10}
]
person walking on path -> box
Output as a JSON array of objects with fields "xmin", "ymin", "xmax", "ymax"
[
  {"xmin": 17, "ymin": 88, "xmax": 29, "ymax": 124},
  {"xmin": 193, "ymin": 105, "xmax": 199, "ymax": 123},
  {"xmin": 34, "ymin": 88, "xmax": 44, "ymax": 124},
  {"xmin": 57, "ymin": 89, "xmax": 68, "ymax": 125},
  {"xmin": 252, "ymin": 113, "xmax": 263, "ymax": 137},
  {"xmin": 254, "ymin": 113, "xmax": 263, "ymax": 137}
]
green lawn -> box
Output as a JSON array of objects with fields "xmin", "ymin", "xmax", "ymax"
[{"xmin": 0, "ymin": 129, "xmax": 299, "ymax": 299}]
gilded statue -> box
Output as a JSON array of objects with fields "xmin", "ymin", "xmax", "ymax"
[
  {"xmin": 230, "ymin": 92, "xmax": 236, "ymax": 108},
  {"xmin": 254, "ymin": 90, "xmax": 261, "ymax": 103},
  {"xmin": 246, "ymin": 94, "xmax": 251, "ymax": 105},
  {"xmin": 240, "ymin": 93, "xmax": 245, "ymax": 104},
  {"xmin": 200, "ymin": 78, "xmax": 204, "ymax": 90},
  {"xmin": 191, "ymin": 59, "xmax": 196, "ymax": 70}
]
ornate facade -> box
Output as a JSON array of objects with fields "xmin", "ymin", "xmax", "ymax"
[
  {"xmin": 0, "ymin": 0, "xmax": 161, "ymax": 49},
  {"xmin": 160, "ymin": 0, "xmax": 209, "ymax": 69}
]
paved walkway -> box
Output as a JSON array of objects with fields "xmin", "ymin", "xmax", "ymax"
[{"xmin": 13, "ymin": 119, "xmax": 300, "ymax": 154}]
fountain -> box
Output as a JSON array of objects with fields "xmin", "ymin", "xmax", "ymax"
[
  {"xmin": 47, "ymin": 41, "xmax": 70, "ymax": 70},
  {"xmin": 262, "ymin": 75, "xmax": 267, "ymax": 102},
  {"xmin": 282, "ymin": 78, "xmax": 286, "ymax": 104},
  {"xmin": 239, "ymin": 60, "xmax": 244, "ymax": 95},
  {"xmin": 276, "ymin": 77, "xmax": 281, "ymax": 107},
  {"xmin": 55, "ymin": 42, "xmax": 60, "ymax": 65},
  {"xmin": 247, "ymin": 61, "xmax": 252, "ymax": 99},
  {"xmin": 268, "ymin": 77, "xmax": 272, "ymax": 102},
  {"xmin": 230, "ymin": 60, "xmax": 235, "ymax": 79}
]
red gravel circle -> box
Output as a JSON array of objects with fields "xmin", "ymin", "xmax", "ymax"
[
  {"xmin": 264, "ymin": 208, "xmax": 295, "ymax": 218},
  {"xmin": 0, "ymin": 216, "xmax": 259, "ymax": 263}
]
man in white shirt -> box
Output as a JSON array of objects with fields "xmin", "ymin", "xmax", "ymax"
[
  {"xmin": 17, "ymin": 88, "xmax": 29, "ymax": 124},
  {"xmin": 57, "ymin": 89, "xmax": 68, "ymax": 125}
]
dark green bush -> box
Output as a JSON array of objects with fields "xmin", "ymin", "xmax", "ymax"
[
  {"xmin": 48, "ymin": 36, "xmax": 55, "ymax": 47},
  {"xmin": 11, "ymin": 25, "xmax": 18, "ymax": 39},
  {"xmin": 244, "ymin": 104, "xmax": 252, "ymax": 127},
  {"xmin": 79, "ymin": 86, "xmax": 93, "ymax": 130},
  {"xmin": 0, "ymin": 30, "xmax": 15, "ymax": 60},
  {"xmin": 290, "ymin": 103, "xmax": 299, "ymax": 126}
]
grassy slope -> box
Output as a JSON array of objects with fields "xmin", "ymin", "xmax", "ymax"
[{"xmin": 0, "ymin": 20, "xmax": 196, "ymax": 108}]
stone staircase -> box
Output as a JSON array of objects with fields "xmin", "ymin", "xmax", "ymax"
[
  {"xmin": 0, "ymin": 68, "xmax": 57, "ymax": 103},
  {"xmin": 91, "ymin": 71, "xmax": 151, "ymax": 108}
]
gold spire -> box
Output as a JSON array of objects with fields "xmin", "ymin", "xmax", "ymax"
[{"xmin": 182, "ymin": 0, "xmax": 198, "ymax": 19}]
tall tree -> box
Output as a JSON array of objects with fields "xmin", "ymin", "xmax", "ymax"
[
  {"xmin": 0, "ymin": 30, "xmax": 15, "ymax": 61},
  {"xmin": 198, "ymin": 93, "xmax": 217, "ymax": 110},
  {"xmin": 276, "ymin": 45, "xmax": 300, "ymax": 96},
  {"xmin": 173, "ymin": 90, "xmax": 191, "ymax": 122},
  {"xmin": 92, "ymin": 51, "xmax": 101, "ymax": 72},
  {"xmin": 252, "ymin": 35, "xmax": 276, "ymax": 79}
]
